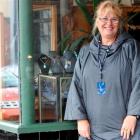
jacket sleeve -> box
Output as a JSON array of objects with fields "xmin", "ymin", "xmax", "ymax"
[
  {"xmin": 64, "ymin": 47, "xmax": 88, "ymax": 120},
  {"xmin": 127, "ymin": 40, "xmax": 140, "ymax": 116}
]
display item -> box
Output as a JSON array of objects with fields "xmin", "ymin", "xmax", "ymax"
[
  {"xmin": 38, "ymin": 54, "xmax": 51, "ymax": 74},
  {"xmin": 38, "ymin": 74, "xmax": 59, "ymax": 122},
  {"xmin": 61, "ymin": 51, "xmax": 76, "ymax": 73}
]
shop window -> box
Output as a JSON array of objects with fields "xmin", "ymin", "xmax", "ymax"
[
  {"xmin": 33, "ymin": 3, "xmax": 58, "ymax": 77},
  {"xmin": 0, "ymin": 0, "xmax": 20, "ymax": 122},
  {"xmin": 33, "ymin": 4, "xmax": 58, "ymax": 56}
]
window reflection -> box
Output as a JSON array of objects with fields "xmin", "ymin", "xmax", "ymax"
[
  {"xmin": 33, "ymin": 9, "xmax": 51, "ymax": 57},
  {"xmin": 33, "ymin": 4, "xmax": 58, "ymax": 78},
  {"xmin": 33, "ymin": 4, "xmax": 58, "ymax": 121},
  {"xmin": 0, "ymin": 0, "xmax": 19, "ymax": 121}
]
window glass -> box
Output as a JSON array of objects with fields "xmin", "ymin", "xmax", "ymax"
[{"xmin": 0, "ymin": 0, "xmax": 20, "ymax": 122}]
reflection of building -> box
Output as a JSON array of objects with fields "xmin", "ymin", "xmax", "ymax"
[
  {"xmin": 0, "ymin": 13, "xmax": 10, "ymax": 67},
  {"xmin": 0, "ymin": 13, "xmax": 4, "ymax": 67}
]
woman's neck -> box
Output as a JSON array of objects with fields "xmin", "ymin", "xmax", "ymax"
[{"xmin": 101, "ymin": 36, "xmax": 117, "ymax": 46}]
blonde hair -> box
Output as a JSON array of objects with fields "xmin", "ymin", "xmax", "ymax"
[{"xmin": 92, "ymin": 0, "xmax": 123, "ymax": 35}]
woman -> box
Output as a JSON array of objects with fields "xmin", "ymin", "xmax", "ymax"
[{"xmin": 64, "ymin": 0, "xmax": 140, "ymax": 140}]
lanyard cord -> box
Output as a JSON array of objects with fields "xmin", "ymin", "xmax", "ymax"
[
  {"xmin": 98, "ymin": 44, "xmax": 111, "ymax": 80},
  {"xmin": 95, "ymin": 34, "xmax": 117, "ymax": 81}
]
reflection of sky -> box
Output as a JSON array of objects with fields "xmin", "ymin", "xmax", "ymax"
[{"xmin": 0, "ymin": 0, "xmax": 11, "ymax": 17}]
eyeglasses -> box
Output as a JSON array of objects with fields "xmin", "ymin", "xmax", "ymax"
[{"xmin": 98, "ymin": 17, "xmax": 119, "ymax": 24}]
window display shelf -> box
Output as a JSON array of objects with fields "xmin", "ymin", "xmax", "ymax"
[{"xmin": 0, "ymin": 121, "xmax": 76, "ymax": 134}]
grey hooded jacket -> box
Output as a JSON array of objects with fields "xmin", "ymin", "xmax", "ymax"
[{"xmin": 64, "ymin": 32, "xmax": 140, "ymax": 140}]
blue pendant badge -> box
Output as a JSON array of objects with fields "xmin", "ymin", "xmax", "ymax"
[{"xmin": 97, "ymin": 81, "xmax": 106, "ymax": 95}]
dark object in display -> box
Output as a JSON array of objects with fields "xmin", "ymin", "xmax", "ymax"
[
  {"xmin": 132, "ymin": 0, "xmax": 140, "ymax": 4},
  {"xmin": 38, "ymin": 54, "xmax": 51, "ymax": 74},
  {"xmin": 49, "ymin": 55, "xmax": 64, "ymax": 74},
  {"xmin": 128, "ymin": 12, "xmax": 140, "ymax": 41},
  {"xmin": 61, "ymin": 51, "xmax": 76, "ymax": 73}
]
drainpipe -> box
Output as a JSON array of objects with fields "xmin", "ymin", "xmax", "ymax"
[{"xmin": 19, "ymin": 0, "xmax": 35, "ymax": 125}]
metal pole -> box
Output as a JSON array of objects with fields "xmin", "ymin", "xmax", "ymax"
[{"xmin": 19, "ymin": 0, "xmax": 35, "ymax": 125}]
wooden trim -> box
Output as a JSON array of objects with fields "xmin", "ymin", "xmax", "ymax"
[
  {"xmin": 32, "ymin": 3, "xmax": 58, "ymax": 52},
  {"xmin": 121, "ymin": 5, "xmax": 140, "ymax": 13},
  {"xmin": 51, "ymin": 5, "xmax": 57, "ymax": 51}
]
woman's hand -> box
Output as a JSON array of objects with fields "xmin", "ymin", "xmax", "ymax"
[
  {"xmin": 121, "ymin": 115, "xmax": 137, "ymax": 140},
  {"xmin": 77, "ymin": 119, "xmax": 91, "ymax": 139}
]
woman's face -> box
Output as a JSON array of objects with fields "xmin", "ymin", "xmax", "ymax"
[{"xmin": 96, "ymin": 11, "xmax": 119, "ymax": 39}]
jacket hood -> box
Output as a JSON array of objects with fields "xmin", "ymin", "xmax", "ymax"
[{"xmin": 89, "ymin": 31, "xmax": 133, "ymax": 55}]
